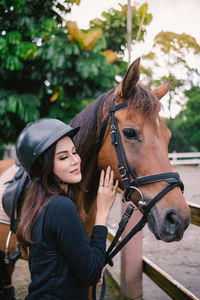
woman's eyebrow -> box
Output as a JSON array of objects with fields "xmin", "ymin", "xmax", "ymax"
[{"xmin": 56, "ymin": 150, "xmax": 69, "ymax": 155}]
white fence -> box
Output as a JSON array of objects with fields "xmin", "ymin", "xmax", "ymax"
[{"xmin": 169, "ymin": 152, "xmax": 200, "ymax": 166}]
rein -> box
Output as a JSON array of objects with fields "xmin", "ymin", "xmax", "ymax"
[{"xmin": 93, "ymin": 97, "xmax": 184, "ymax": 300}]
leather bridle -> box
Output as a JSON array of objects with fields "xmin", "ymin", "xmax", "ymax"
[
  {"xmin": 96, "ymin": 97, "xmax": 184, "ymax": 264},
  {"xmin": 93, "ymin": 96, "xmax": 184, "ymax": 300}
]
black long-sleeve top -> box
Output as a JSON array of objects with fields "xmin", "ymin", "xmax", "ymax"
[{"xmin": 26, "ymin": 195, "xmax": 107, "ymax": 300}]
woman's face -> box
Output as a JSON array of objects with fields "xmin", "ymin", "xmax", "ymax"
[{"xmin": 53, "ymin": 136, "xmax": 82, "ymax": 184}]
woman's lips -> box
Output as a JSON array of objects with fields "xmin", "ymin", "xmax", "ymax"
[{"xmin": 70, "ymin": 169, "xmax": 80, "ymax": 174}]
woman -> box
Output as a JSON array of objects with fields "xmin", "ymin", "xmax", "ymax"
[{"xmin": 16, "ymin": 118, "xmax": 118, "ymax": 300}]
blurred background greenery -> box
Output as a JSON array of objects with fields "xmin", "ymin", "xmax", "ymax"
[{"xmin": 0, "ymin": 0, "xmax": 199, "ymax": 158}]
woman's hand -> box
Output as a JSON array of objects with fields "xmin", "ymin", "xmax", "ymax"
[
  {"xmin": 97, "ymin": 267, "xmax": 105, "ymax": 286},
  {"xmin": 95, "ymin": 166, "xmax": 118, "ymax": 226}
]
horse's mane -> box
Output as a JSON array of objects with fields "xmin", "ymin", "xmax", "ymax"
[{"xmin": 70, "ymin": 89, "xmax": 114, "ymax": 162}]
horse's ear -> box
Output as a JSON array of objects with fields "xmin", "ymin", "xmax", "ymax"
[
  {"xmin": 114, "ymin": 57, "xmax": 140, "ymax": 101},
  {"xmin": 152, "ymin": 80, "xmax": 172, "ymax": 100}
]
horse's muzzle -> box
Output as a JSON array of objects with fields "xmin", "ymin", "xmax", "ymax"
[{"xmin": 147, "ymin": 207, "xmax": 191, "ymax": 242}]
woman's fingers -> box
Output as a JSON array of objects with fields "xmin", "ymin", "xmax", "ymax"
[
  {"xmin": 113, "ymin": 179, "xmax": 119, "ymax": 192},
  {"xmin": 104, "ymin": 166, "xmax": 110, "ymax": 187},
  {"xmin": 99, "ymin": 170, "xmax": 105, "ymax": 187},
  {"xmin": 99, "ymin": 166, "xmax": 118, "ymax": 192},
  {"xmin": 109, "ymin": 170, "xmax": 114, "ymax": 188},
  {"xmin": 97, "ymin": 267, "xmax": 105, "ymax": 285},
  {"xmin": 96, "ymin": 168, "xmax": 119, "ymax": 226}
]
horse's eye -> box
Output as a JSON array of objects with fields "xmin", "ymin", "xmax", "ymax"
[{"xmin": 122, "ymin": 128, "xmax": 139, "ymax": 140}]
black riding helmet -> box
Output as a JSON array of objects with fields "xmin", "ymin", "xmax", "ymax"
[{"xmin": 16, "ymin": 118, "xmax": 80, "ymax": 177}]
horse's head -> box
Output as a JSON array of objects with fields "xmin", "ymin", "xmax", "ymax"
[{"xmin": 98, "ymin": 58, "xmax": 190, "ymax": 242}]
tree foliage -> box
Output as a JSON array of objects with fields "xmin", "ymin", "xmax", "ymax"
[
  {"xmin": 142, "ymin": 31, "xmax": 200, "ymax": 118},
  {"xmin": 0, "ymin": 0, "xmax": 153, "ymax": 158},
  {"xmin": 0, "ymin": 0, "xmax": 58, "ymax": 144},
  {"xmin": 90, "ymin": 3, "xmax": 152, "ymax": 56},
  {"xmin": 141, "ymin": 31, "xmax": 200, "ymax": 151},
  {"xmin": 179, "ymin": 86, "xmax": 200, "ymax": 150},
  {"xmin": 0, "ymin": 0, "xmax": 119, "ymax": 148},
  {"xmin": 143, "ymin": 31, "xmax": 200, "ymax": 77},
  {"xmin": 166, "ymin": 86, "xmax": 200, "ymax": 152}
]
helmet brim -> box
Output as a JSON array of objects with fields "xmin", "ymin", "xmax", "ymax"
[{"xmin": 66, "ymin": 126, "xmax": 80, "ymax": 138}]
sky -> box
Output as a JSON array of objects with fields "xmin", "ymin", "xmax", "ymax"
[{"xmin": 67, "ymin": 0, "xmax": 200, "ymax": 117}]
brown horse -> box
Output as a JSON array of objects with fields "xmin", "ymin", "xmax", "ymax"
[{"xmin": 0, "ymin": 58, "xmax": 190, "ymax": 298}]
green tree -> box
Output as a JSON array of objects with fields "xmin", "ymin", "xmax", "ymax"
[
  {"xmin": 165, "ymin": 118, "xmax": 189, "ymax": 152},
  {"xmin": 90, "ymin": 3, "xmax": 152, "ymax": 57},
  {"xmin": 166, "ymin": 86, "xmax": 200, "ymax": 152},
  {"xmin": 179, "ymin": 86, "xmax": 200, "ymax": 150},
  {"xmin": 0, "ymin": 0, "xmax": 153, "ymax": 159},
  {"xmin": 0, "ymin": 0, "xmax": 70, "ymax": 144},
  {"xmin": 142, "ymin": 31, "xmax": 200, "ymax": 118},
  {"xmin": 0, "ymin": 0, "xmax": 118, "ymax": 148}
]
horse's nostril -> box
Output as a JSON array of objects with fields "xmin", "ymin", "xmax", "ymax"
[{"xmin": 164, "ymin": 210, "xmax": 182, "ymax": 235}]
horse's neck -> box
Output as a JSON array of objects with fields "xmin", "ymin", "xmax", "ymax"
[{"xmin": 82, "ymin": 153, "xmax": 99, "ymax": 198}]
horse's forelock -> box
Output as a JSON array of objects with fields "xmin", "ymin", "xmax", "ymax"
[{"xmin": 127, "ymin": 83, "xmax": 161, "ymax": 118}]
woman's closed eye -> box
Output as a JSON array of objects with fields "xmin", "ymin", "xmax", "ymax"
[
  {"xmin": 59, "ymin": 156, "xmax": 68, "ymax": 160},
  {"xmin": 59, "ymin": 151, "xmax": 78, "ymax": 160}
]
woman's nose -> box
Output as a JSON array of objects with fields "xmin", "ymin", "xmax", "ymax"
[{"xmin": 71, "ymin": 154, "xmax": 79, "ymax": 164}]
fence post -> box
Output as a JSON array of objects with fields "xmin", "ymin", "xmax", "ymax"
[
  {"xmin": 172, "ymin": 151, "xmax": 177, "ymax": 164},
  {"xmin": 120, "ymin": 202, "xmax": 143, "ymax": 299}
]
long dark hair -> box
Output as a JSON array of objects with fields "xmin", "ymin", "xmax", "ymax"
[{"xmin": 16, "ymin": 140, "xmax": 86, "ymax": 246}]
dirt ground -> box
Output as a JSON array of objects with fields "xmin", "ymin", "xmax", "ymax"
[{"xmin": 11, "ymin": 166, "xmax": 200, "ymax": 299}]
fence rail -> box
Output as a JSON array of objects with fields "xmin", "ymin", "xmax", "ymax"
[
  {"xmin": 189, "ymin": 202, "xmax": 200, "ymax": 226},
  {"xmin": 107, "ymin": 202, "xmax": 200, "ymax": 299},
  {"xmin": 142, "ymin": 256, "xmax": 198, "ymax": 300},
  {"xmin": 169, "ymin": 152, "xmax": 200, "ymax": 165}
]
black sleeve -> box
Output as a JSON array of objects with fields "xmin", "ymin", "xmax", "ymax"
[{"xmin": 45, "ymin": 196, "xmax": 107, "ymax": 285}]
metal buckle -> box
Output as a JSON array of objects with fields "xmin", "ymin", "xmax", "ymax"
[
  {"xmin": 119, "ymin": 166, "xmax": 127, "ymax": 178},
  {"xmin": 123, "ymin": 186, "xmax": 146, "ymax": 209}
]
